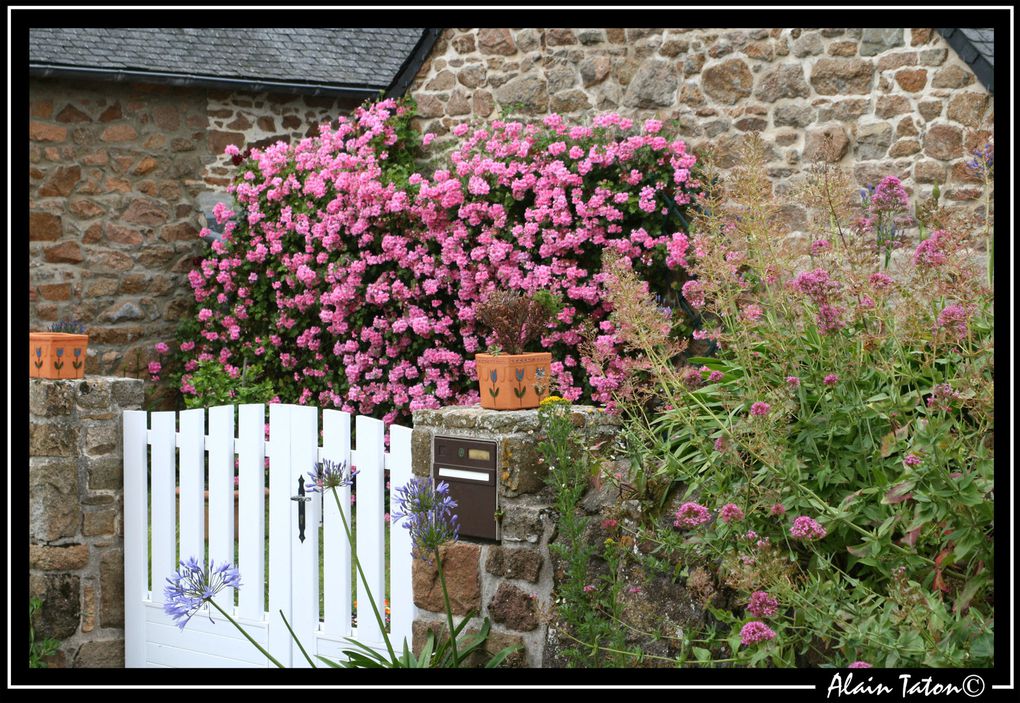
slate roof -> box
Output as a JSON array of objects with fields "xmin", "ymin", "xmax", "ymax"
[
  {"xmin": 937, "ymin": 28, "xmax": 994, "ymax": 93},
  {"xmin": 29, "ymin": 28, "xmax": 428, "ymax": 92}
]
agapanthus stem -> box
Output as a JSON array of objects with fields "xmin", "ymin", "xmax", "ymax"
[
  {"xmin": 208, "ymin": 599, "xmax": 285, "ymax": 668},
  {"xmin": 434, "ymin": 549, "xmax": 461, "ymax": 667},
  {"xmin": 330, "ymin": 486, "xmax": 397, "ymax": 663}
]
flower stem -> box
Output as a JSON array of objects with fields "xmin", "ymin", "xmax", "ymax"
[
  {"xmin": 435, "ymin": 550, "xmax": 461, "ymax": 667},
  {"xmin": 330, "ymin": 486, "xmax": 397, "ymax": 663},
  {"xmin": 208, "ymin": 599, "xmax": 285, "ymax": 668}
]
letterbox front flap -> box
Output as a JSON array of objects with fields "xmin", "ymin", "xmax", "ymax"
[{"xmin": 433, "ymin": 436, "xmax": 497, "ymax": 469}]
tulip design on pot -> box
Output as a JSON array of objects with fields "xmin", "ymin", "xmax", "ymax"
[
  {"xmin": 474, "ymin": 290, "xmax": 560, "ymax": 410},
  {"xmin": 30, "ymin": 319, "xmax": 89, "ymax": 380}
]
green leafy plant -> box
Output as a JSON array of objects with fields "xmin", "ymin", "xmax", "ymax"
[
  {"xmin": 593, "ymin": 135, "xmax": 994, "ymax": 668},
  {"xmin": 538, "ymin": 397, "xmax": 634, "ymax": 666},
  {"xmin": 29, "ymin": 597, "xmax": 61, "ymax": 668},
  {"xmin": 183, "ymin": 360, "xmax": 275, "ymax": 409}
]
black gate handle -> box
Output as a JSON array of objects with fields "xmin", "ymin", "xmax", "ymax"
[{"xmin": 291, "ymin": 476, "xmax": 311, "ymax": 542}]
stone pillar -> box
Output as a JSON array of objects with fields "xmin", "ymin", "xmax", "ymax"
[
  {"xmin": 410, "ymin": 404, "xmax": 619, "ymax": 667},
  {"xmin": 29, "ymin": 376, "xmax": 144, "ymax": 667}
]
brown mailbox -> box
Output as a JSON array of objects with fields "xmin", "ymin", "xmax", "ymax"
[{"xmin": 432, "ymin": 436, "xmax": 499, "ymax": 541}]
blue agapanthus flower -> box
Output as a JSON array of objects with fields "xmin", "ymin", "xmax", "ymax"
[
  {"xmin": 163, "ymin": 557, "xmax": 242, "ymax": 630},
  {"xmin": 391, "ymin": 477, "xmax": 460, "ymax": 561},
  {"xmin": 306, "ymin": 458, "xmax": 357, "ymax": 494}
]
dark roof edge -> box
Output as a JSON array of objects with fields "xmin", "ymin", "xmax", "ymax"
[
  {"xmin": 385, "ymin": 28, "xmax": 443, "ymax": 99},
  {"xmin": 936, "ymin": 28, "xmax": 994, "ymax": 93},
  {"xmin": 29, "ymin": 63, "xmax": 384, "ymax": 98}
]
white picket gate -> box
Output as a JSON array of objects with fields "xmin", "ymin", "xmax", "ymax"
[{"xmin": 122, "ymin": 403, "xmax": 415, "ymax": 668}]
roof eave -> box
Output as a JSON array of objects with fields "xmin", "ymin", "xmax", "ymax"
[
  {"xmin": 29, "ymin": 63, "xmax": 385, "ymax": 99},
  {"xmin": 936, "ymin": 28, "xmax": 994, "ymax": 93}
]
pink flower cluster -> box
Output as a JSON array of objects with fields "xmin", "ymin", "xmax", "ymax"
[
  {"xmin": 749, "ymin": 401, "xmax": 771, "ymax": 417},
  {"xmin": 790, "ymin": 515, "xmax": 827, "ymax": 541},
  {"xmin": 719, "ymin": 503, "xmax": 745, "ymax": 524},
  {"xmin": 173, "ymin": 99, "xmax": 700, "ymax": 421},
  {"xmin": 747, "ymin": 590, "xmax": 779, "ymax": 618},
  {"xmin": 936, "ymin": 303, "xmax": 970, "ymax": 340},
  {"xmin": 740, "ymin": 620, "xmax": 777, "ymax": 646},
  {"xmin": 673, "ymin": 501, "xmax": 711, "ymax": 529}
]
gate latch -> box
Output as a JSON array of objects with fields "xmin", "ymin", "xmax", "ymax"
[{"xmin": 291, "ymin": 475, "xmax": 311, "ymax": 542}]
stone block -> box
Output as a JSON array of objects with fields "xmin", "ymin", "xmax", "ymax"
[
  {"xmin": 754, "ymin": 63, "xmax": 810, "ymax": 102},
  {"xmin": 30, "ymin": 380, "xmax": 76, "ymax": 417},
  {"xmin": 29, "ymin": 543, "xmax": 90, "ymax": 571},
  {"xmin": 110, "ymin": 377, "xmax": 144, "ymax": 407},
  {"xmin": 810, "ymin": 58, "xmax": 874, "ymax": 94},
  {"xmin": 499, "ymin": 504, "xmax": 544, "ymax": 544},
  {"xmin": 83, "ymin": 508, "xmax": 118, "ymax": 536},
  {"xmin": 30, "ymin": 457, "xmax": 81, "ymax": 542},
  {"xmin": 699, "ymin": 59, "xmax": 751, "ymax": 104},
  {"xmin": 411, "ymin": 427, "xmax": 433, "ymax": 477},
  {"xmin": 29, "ymin": 572, "xmax": 81, "ymax": 639},
  {"xmin": 86, "ymin": 454, "xmax": 122, "ymax": 491},
  {"xmin": 30, "ymin": 419, "xmax": 80, "ymax": 457},
  {"xmin": 412, "ymin": 618, "xmax": 527, "ymax": 667},
  {"xmin": 499, "ymin": 433, "xmax": 545, "ymax": 496},
  {"xmin": 860, "ymin": 28, "xmax": 904, "ymax": 56},
  {"xmin": 487, "ymin": 582, "xmax": 539, "ymax": 631},
  {"xmin": 412, "ymin": 542, "xmax": 480, "ymax": 615},
  {"xmin": 485, "ymin": 546, "xmax": 544, "ymax": 582},
  {"xmin": 83, "ymin": 421, "xmax": 119, "ymax": 457},
  {"xmin": 75, "ymin": 377, "xmax": 112, "ymax": 409},
  {"xmin": 100, "ymin": 548, "xmax": 124, "ymax": 628},
  {"xmin": 73, "ymin": 639, "xmax": 125, "ymax": 668},
  {"xmin": 923, "ymin": 124, "xmax": 963, "ymax": 160},
  {"xmin": 856, "ymin": 122, "xmax": 894, "ymax": 160}
]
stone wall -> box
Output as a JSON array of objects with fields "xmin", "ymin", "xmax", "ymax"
[
  {"xmin": 409, "ymin": 28, "xmax": 993, "ymax": 235},
  {"xmin": 410, "ymin": 404, "xmax": 619, "ymax": 667},
  {"xmin": 28, "ymin": 376, "xmax": 144, "ymax": 667},
  {"xmin": 29, "ymin": 77, "xmax": 360, "ymax": 383}
]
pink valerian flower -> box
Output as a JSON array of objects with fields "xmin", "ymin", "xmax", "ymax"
[
  {"xmin": 790, "ymin": 516, "xmax": 827, "ymax": 541},
  {"xmin": 747, "ymin": 591, "xmax": 779, "ymax": 618},
  {"xmin": 789, "ymin": 268, "xmax": 841, "ymax": 304},
  {"xmin": 869, "ymin": 272, "xmax": 895, "ymax": 291},
  {"xmin": 824, "ymin": 374, "xmax": 839, "ymax": 386},
  {"xmin": 871, "ymin": 175, "xmax": 910, "ymax": 212},
  {"xmin": 673, "ymin": 502, "xmax": 711, "ymax": 529},
  {"xmin": 750, "ymin": 401, "xmax": 771, "ymax": 417},
  {"xmin": 848, "ymin": 661, "xmax": 873, "ymax": 669},
  {"xmin": 681, "ymin": 367, "xmax": 703, "ymax": 388},
  {"xmin": 583, "ymin": 584, "xmax": 596, "ymax": 593},
  {"xmin": 681, "ymin": 279, "xmax": 705, "ymax": 308},
  {"xmin": 713, "ymin": 437, "xmax": 728, "ymax": 452},
  {"xmin": 913, "ymin": 230, "xmax": 950, "ymax": 268},
  {"xmin": 742, "ymin": 304, "xmax": 764, "ymax": 323},
  {"xmin": 810, "ymin": 239, "xmax": 831, "ymax": 256},
  {"xmin": 927, "ymin": 383, "xmax": 962, "ymax": 412},
  {"xmin": 936, "ymin": 303, "xmax": 970, "ymax": 340},
  {"xmin": 770, "ymin": 503, "xmax": 786, "ymax": 516},
  {"xmin": 719, "ymin": 503, "xmax": 745, "ymax": 524},
  {"xmin": 601, "ymin": 518, "xmax": 618, "ymax": 530},
  {"xmin": 816, "ymin": 304, "xmax": 846, "ymax": 334},
  {"xmin": 786, "ymin": 375, "xmax": 801, "ymax": 387},
  {"xmin": 903, "ymin": 453, "xmax": 923, "ymax": 467},
  {"xmin": 740, "ymin": 621, "xmax": 777, "ymax": 646}
]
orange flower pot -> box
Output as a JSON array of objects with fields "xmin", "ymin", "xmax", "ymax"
[
  {"xmin": 475, "ymin": 352, "xmax": 552, "ymax": 410},
  {"xmin": 30, "ymin": 332, "xmax": 89, "ymax": 380}
]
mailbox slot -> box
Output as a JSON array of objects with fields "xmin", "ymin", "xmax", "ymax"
[{"xmin": 433, "ymin": 436, "xmax": 498, "ymax": 541}]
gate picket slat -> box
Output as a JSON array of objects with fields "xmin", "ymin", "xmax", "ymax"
[
  {"xmin": 387, "ymin": 423, "xmax": 414, "ymax": 646},
  {"xmin": 207, "ymin": 405, "xmax": 236, "ymax": 610},
  {"xmin": 289, "ymin": 405, "xmax": 320, "ymax": 667},
  {"xmin": 178, "ymin": 409, "xmax": 206, "ymax": 568},
  {"xmin": 355, "ymin": 415, "xmax": 386, "ymax": 646},
  {"xmin": 267, "ymin": 403, "xmax": 292, "ymax": 666},
  {"xmin": 123, "ymin": 410, "xmax": 149, "ymax": 668},
  {"xmin": 149, "ymin": 412, "xmax": 177, "ymax": 605},
  {"xmin": 237, "ymin": 404, "xmax": 266, "ymax": 621},
  {"xmin": 321, "ymin": 410, "xmax": 352, "ymax": 638}
]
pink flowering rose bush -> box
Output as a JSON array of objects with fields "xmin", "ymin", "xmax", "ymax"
[
  {"xmin": 160, "ymin": 98, "xmax": 701, "ymax": 423},
  {"xmin": 598, "ymin": 135, "xmax": 993, "ymax": 667}
]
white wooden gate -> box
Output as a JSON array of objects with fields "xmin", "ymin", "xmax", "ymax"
[{"xmin": 122, "ymin": 404, "xmax": 415, "ymax": 668}]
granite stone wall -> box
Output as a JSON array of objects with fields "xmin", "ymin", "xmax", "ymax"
[
  {"xmin": 409, "ymin": 28, "xmax": 993, "ymax": 236},
  {"xmin": 29, "ymin": 78, "xmax": 360, "ymax": 384},
  {"xmin": 410, "ymin": 404, "xmax": 620, "ymax": 667},
  {"xmin": 28, "ymin": 376, "xmax": 144, "ymax": 667}
]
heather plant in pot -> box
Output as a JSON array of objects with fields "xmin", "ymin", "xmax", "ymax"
[
  {"xmin": 474, "ymin": 290, "xmax": 559, "ymax": 410},
  {"xmin": 30, "ymin": 319, "xmax": 88, "ymax": 380}
]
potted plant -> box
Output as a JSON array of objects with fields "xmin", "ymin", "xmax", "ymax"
[
  {"xmin": 30, "ymin": 319, "xmax": 88, "ymax": 380},
  {"xmin": 474, "ymin": 290, "xmax": 558, "ymax": 410}
]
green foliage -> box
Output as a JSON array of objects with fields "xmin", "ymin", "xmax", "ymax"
[
  {"xmin": 183, "ymin": 360, "xmax": 276, "ymax": 409},
  {"xmin": 538, "ymin": 399, "xmax": 635, "ymax": 666},
  {"xmin": 29, "ymin": 597, "xmax": 61, "ymax": 668}
]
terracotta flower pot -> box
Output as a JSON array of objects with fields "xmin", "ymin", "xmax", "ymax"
[
  {"xmin": 30, "ymin": 332, "xmax": 89, "ymax": 380},
  {"xmin": 475, "ymin": 352, "xmax": 552, "ymax": 410}
]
